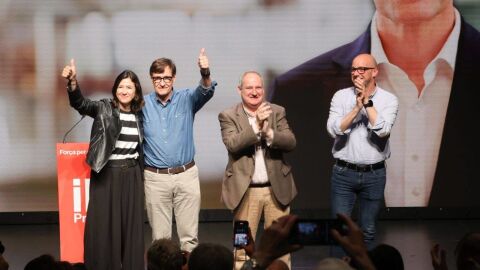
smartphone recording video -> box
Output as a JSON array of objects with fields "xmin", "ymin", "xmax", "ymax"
[
  {"xmin": 288, "ymin": 219, "xmax": 347, "ymax": 245},
  {"xmin": 233, "ymin": 220, "xmax": 249, "ymax": 247}
]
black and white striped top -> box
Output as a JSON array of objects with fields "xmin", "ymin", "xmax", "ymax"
[{"xmin": 109, "ymin": 111, "xmax": 139, "ymax": 160}]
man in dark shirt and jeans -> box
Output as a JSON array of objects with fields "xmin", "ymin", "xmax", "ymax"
[{"xmin": 142, "ymin": 48, "xmax": 217, "ymax": 252}]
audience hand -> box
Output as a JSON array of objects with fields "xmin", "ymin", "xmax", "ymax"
[
  {"xmin": 331, "ymin": 213, "xmax": 375, "ymax": 270},
  {"xmin": 237, "ymin": 227, "xmax": 255, "ymax": 258},
  {"xmin": 431, "ymin": 244, "xmax": 448, "ymax": 270},
  {"xmin": 253, "ymin": 215, "xmax": 302, "ymax": 269},
  {"xmin": 0, "ymin": 254, "xmax": 8, "ymax": 270},
  {"xmin": 181, "ymin": 250, "xmax": 190, "ymax": 270}
]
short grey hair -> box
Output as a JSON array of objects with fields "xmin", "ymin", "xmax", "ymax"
[{"xmin": 238, "ymin": 71, "xmax": 263, "ymax": 88}]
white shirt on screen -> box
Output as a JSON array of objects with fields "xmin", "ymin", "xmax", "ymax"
[{"xmin": 370, "ymin": 9, "xmax": 461, "ymax": 207}]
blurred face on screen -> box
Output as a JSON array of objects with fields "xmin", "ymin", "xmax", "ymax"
[
  {"xmin": 116, "ymin": 78, "xmax": 136, "ymax": 111},
  {"xmin": 151, "ymin": 66, "xmax": 176, "ymax": 102},
  {"xmin": 238, "ymin": 72, "xmax": 264, "ymax": 112},
  {"xmin": 374, "ymin": 0, "xmax": 453, "ymax": 22}
]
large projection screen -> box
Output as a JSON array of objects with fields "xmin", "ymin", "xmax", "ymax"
[{"xmin": 0, "ymin": 0, "xmax": 478, "ymax": 212}]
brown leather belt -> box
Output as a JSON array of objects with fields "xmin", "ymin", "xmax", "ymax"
[{"xmin": 145, "ymin": 161, "xmax": 195, "ymax": 175}]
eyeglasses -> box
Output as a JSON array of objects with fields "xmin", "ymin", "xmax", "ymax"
[
  {"xmin": 151, "ymin": 76, "xmax": 173, "ymax": 84},
  {"xmin": 351, "ymin": 66, "xmax": 375, "ymax": 74}
]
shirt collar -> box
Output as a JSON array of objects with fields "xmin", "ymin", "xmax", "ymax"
[
  {"xmin": 154, "ymin": 89, "xmax": 176, "ymax": 106},
  {"xmin": 436, "ymin": 8, "xmax": 461, "ymax": 69},
  {"xmin": 370, "ymin": 14, "xmax": 389, "ymax": 65},
  {"xmin": 242, "ymin": 105, "xmax": 256, "ymax": 119},
  {"xmin": 370, "ymin": 8, "xmax": 461, "ymax": 69},
  {"xmin": 353, "ymin": 85, "xmax": 378, "ymax": 99}
]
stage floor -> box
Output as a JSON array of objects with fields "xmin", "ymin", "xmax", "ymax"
[{"xmin": 1, "ymin": 219, "xmax": 479, "ymax": 269}]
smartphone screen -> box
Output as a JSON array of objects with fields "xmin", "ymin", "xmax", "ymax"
[
  {"xmin": 288, "ymin": 219, "xmax": 346, "ymax": 245},
  {"xmin": 233, "ymin": 220, "xmax": 249, "ymax": 247}
]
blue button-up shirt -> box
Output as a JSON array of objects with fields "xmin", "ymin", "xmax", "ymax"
[{"xmin": 142, "ymin": 82, "xmax": 217, "ymax": 168}]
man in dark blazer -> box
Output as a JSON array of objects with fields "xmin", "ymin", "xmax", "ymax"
[
  {"xmin": 271, "ymin": 1, "xmax": 479, "ymax": 209},
  {"xmin": 219, "ymin": 71, "xmax": 297, "ymax": 268}
]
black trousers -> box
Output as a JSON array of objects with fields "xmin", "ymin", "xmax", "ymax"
[{"xmin": 84, "ymin": 159, "xmax": 144, "ymax": 270}]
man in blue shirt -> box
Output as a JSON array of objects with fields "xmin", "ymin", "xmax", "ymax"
[{"xmin": 142, "ymin": 48, "xmax": 217, "ymax": 252}]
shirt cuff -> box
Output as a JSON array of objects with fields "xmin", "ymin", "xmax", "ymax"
[
  {"xmin": 367, "ymin": 115, "xmax": 383, "ymax": 130},
  {"xmin": 199, "ymin": 80, "xmax": 217, "ymax": 93},
  {"xmin": 67, "ymin": 80, "xmax": 78, "ymax": 92},
  {"xmin": 251, "ymin": 122, "xmax": 263, "ymax": 141},
  {"xmin": 265, "ymin": 128, "xmax": 274, "ymax": 146},
  {"xmin": 333, "ymin": 119, "xmax": 351, "ymax": 135},
  {"xmin": 252, "ymin": 120, "xmax": 260, "ymax": 134}
]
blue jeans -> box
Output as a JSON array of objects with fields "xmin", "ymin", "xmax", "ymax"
[{"xmin": 330, "ymin": 164, "xmax": 386, "ymax": 249}]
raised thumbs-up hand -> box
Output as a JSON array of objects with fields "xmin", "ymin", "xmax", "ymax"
[
  {"xmin": 62, "ymin": 59, "xmax": 77, "ymax": 81},
  {"xmin": 197, "ymin": 48, "xmax": 211, "ymax": 86},
  {"xmin": 198, "ymin": 48, "xmax": 209, "ymax": 70}
]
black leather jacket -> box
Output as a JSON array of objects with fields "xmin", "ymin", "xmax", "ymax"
[{"xmin": 68, "ymin": 86, "xmax": 144, "ymax": 173}]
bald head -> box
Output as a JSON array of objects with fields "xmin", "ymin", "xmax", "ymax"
[{"xmin": 352, "ymin": 54, "xmax": 377, "ymax": 68}]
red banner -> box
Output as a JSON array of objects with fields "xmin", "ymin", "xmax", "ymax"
[{"xmin": 56, "ymin": 143, "xmax": 90, "ymax": 263}]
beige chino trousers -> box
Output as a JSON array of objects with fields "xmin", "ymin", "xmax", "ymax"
[
  {"xmin": 234, "ymin": 186, "xmax": 290, "ymax": 270},
  {"xmin": 144, "ymin": 165, "xmax": 201, "ymax": 252}
]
